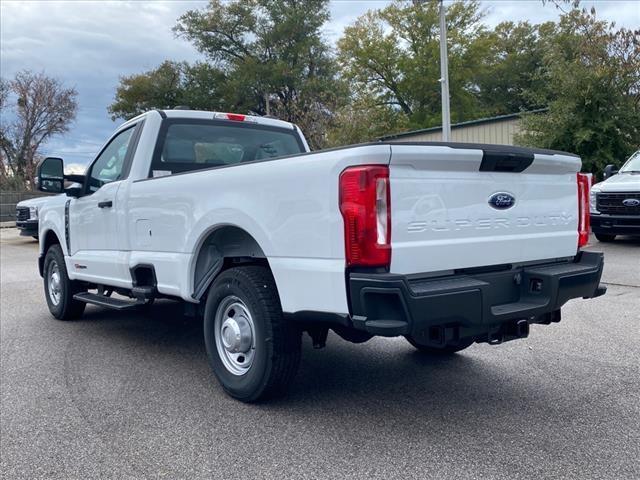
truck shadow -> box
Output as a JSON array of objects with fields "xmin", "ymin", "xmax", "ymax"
[
  {"xmin": 75, "ymin": 299, "xmax": 571, "ymax": 424},
  {"xmin": 287, "ymin": 336, "xmax": 557, "ymax": 414},
  {"xmin": 586, "ymin": 235, "xmax": 640, "ymax": 248}
]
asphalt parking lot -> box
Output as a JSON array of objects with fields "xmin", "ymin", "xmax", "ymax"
[{"xmin": 1, "ymin": 229, "xmax": 638, "ymax": 480}]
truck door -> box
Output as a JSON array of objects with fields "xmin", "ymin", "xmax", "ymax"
[{"xmin": 68, "ymin": 123, "xmax": 141, "ymax": 285}]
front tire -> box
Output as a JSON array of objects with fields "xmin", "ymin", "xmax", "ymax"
[
  {"xmin": 405, "ymin": 336, "xmax": 474, "ymax": 355},
  {"xmin": 203, "ymin": 266, "xmax": 301, "ymax": 402},
  {"xmin": 595, "ymin": 233, "xmax": 616, "ymax": 242},
  {"xmin": 43, "ymin": 244, "xmax": 86, "ymax": 320}
]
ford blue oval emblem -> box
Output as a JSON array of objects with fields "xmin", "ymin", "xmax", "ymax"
[
  {"xmin": 622, "ymin": 198, "xmax": 640, "ymax": 207},
  {"xmin": 488, "ymin": 192, "xmax": 516, "ymax": 210}
]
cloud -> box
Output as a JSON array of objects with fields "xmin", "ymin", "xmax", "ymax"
[
  {"xmin": 1, "ymin": 0, "xmax": 206, "ymax": 165},
  {"xmin": 64, "ymin": 163, "xmax": 88, "ymax": 175},
  {"xmin": 1, "ymin": 0, "xmax": 638, "ymax": 165}
]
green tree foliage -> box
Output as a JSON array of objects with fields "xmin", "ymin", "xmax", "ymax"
[
  {"xmin": 108, "ymin": 0, "xmax": 639, "ymax": 162},
  {"xmin": 174, "ymin": 0, "xmax": 344, "ymax": 149},
  {"xmin": 516, "ymin": 7, "xmax": 640, "ymax": 173},
  {"xmin": 475, "ymin": 21, "xmax": 555, "ymax": 115},
  {"xmin": 326, "ymin": 96, "xmax": 410, "ymax": 146},
  {"xmin": 108, "ymin": 61, "xmax": 227, "ymax": 120},
  {"xmin": 110, "ymin": 0, "xmax": 344, "ymax": 149},
  {"xmin": 337, "ymin": 0, "xmax": 492, "ymax": 130}
]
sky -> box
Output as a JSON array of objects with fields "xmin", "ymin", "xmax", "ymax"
[{"xmin": 1, "ymin": 0, "xmax": 639, "ymax": 168}]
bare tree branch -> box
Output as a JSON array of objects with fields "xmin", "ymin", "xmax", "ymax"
[{"xmin": 0, "ymin": 71, "xmax": 77, "ymax": 189}]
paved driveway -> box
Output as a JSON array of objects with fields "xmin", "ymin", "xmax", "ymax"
[{"xmin": 1, "ymin": 229, "xmax": 638, "ymax": 479}]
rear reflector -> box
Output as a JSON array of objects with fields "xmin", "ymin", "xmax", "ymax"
[
  {"xmin": 339, "ymin": 165, "xmax": 391, "ymax": 268},
  {"xmin": 577, "ymin": 173, "xmax": 590, "ymax": 248}
]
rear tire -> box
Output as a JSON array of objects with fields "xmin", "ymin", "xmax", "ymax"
[
  {"xmin": 405, "ymin": 336, "xmax": 473, "ymax": 355},
  {"xmin": 595, "ymin": 233, "xmax": 616, "ymax": 242},
  {"xmin": 203, "ymin": 266, "xmax": 301, "ymax": 402},
  {"xmin": 43, "ymin": 244, "xmax": 86, "ymax": 320}
]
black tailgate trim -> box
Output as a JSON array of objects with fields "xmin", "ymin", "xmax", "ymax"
[
  {"xmin": 479, "ymin": 150, "xmax": 534, "ymax": 172},
  {"xmin": 379, "ymin": 141, "xmax": 579, "ymax": 158}
]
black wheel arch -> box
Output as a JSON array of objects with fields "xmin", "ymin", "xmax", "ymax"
[
  {"xmin": 192, "ymin": 225, "xmax": 269, "ymax": 301},
  {"xmin": 39, "ymin": 230, "xmax": 62, "ymax": 277}
]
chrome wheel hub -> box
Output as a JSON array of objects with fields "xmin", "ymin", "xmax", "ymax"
[
  {"xmin": 48, "ymin": 262, "xmax": 62, "ymax": 306},
  {"xmin": 214, "ymin": 296, "xmax": 255, "ymax": 376}
]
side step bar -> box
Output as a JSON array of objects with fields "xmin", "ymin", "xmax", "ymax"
[{"xmin": 73, "ymin": 292, "xmax": 143, "ymax": 310}]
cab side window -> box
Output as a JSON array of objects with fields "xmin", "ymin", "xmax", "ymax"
[
  {"xmin": 149, "ymin": 122, "xmax": 304, "ymax": 177},
  {"xmin": 87, "ymin": 127, "xmax": 135, "ymax": 193}
]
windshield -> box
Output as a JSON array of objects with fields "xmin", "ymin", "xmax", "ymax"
[{"xmin": 620, "ymin": 150, "xmax": 640, "ymax": 173}]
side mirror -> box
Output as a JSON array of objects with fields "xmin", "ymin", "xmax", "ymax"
[
  {"xmin": 65, "ymin": 182, "xmax": 84, "ymax": 197},
  {"xmin": 603, "ymin": 164, "xmax": 618, "ymax": 180},
  {"xmin": 37, "ymin": 157, "xmax": 64, "ymax": 193}
]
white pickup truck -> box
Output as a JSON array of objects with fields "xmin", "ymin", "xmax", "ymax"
[
  {"xmin": 590, "ymin": 150, "xmax": 640, "ymax": 241},
  {"xmin": 36, "ymin": 109, "xmax": 606, "ymax": 401}
]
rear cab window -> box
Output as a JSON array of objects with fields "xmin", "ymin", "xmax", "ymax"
[{"xmin": 149, "ymin": 119, "xmax": 305, "ymax": 178}]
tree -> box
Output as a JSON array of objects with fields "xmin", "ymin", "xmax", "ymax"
[
  {"xmin": 0, "ymin": 78, "xmax": 8, "ymax": 112},
  {"xmin": 0, "ymin": 71, "xmax": 78, "ymax": 190},
  {"xmin": 516, "ymin": 7, "xmax": 640, "ymax": 173},
  {"xmin": 108, "ymin": 61, "xmax": 227, "ymax": 120},
  {"xmin": 475, "ymin": 21, "xmax": 555, "ymax": 116},
  {"xmin": 337, "ymin": 0, "xmax": 492, "ymax": 130},
  {"xmin": 110, "ymin": 0, "xmax": 344, "ymax": 149},
  {"xmin": 325, "ymin": 96, "xmax": 409, "ymax": 146},
  {"xmin": 174, "ymin": 0, "xmax": 344, "ymax": 149}
]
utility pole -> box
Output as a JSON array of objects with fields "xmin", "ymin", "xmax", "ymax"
[
  {"xmin": 264, "ymin": 92, "xmax": 270, "ymax": 116},
  {"xmin": 438, "ymin": 0, "xmax": 451, "ymax": 141}
]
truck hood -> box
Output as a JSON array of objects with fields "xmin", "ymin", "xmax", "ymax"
[
  {"xmin": 593, "ymin": 173, "xmax": 640, "ymax": 192},
  {"xmin": 16, "ymin": 195, "xmax": 59, "ymax": 208}
]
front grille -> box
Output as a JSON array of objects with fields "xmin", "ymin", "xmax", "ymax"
[
  {"xmin": 597, "ymin": 192, "xmax": 640, "ymax": 216},
  {"xmin": 16, "ymin": 207, "xmax": 30, "ymax": 221}
]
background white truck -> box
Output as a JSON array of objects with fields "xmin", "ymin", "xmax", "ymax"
[
  {"xmin": 15, "ymin": 196, "xmax": 51, "ymax": 239},
  {"xmin": 36, "ymin": 109, "xmax": 606, "ymax": 401},
  {"xmin": 590, "ymin": 150, "xmax": 640, "ymax": 242}
]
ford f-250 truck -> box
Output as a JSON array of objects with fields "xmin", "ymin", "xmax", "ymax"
[
  {"xmin": 590, "ymin": 150, "xmax": 640, "ymax": 241},
  {"xmin": 15, "ymin": 196, "xmax": 53, "ymax": 239},
  {"xmin": 36, "ymin": 109, "xmax": 606, "ymax": 402}
]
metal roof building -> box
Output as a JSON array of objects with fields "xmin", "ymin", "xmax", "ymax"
[{"xmin": 379, "ymin": 110, "xmax": 545, "ymax": 145}]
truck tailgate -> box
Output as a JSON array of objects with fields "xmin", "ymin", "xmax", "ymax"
[{"xmin": 388, "ymin": 144, "xmax": 582, "ymax": 275}]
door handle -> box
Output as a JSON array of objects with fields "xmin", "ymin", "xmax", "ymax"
[{"xmin": 97, "ymin": 200, "xmax": 113, "ymax": 208}]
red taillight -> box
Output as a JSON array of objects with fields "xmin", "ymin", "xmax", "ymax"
[
  {"xmin": 577, "ymin": 172, "xmax": 590, "ymax": 248},
  {"xmin": 215, "ymin": 112, "xmax": 257, "ymax": 123},
  {"xmin": 226, "ymin": 113, "xmax": 245, "ymax": 121},
  {"xmin": 339, "ymin": 165, "xmax": 391, "ymax": 268}
]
